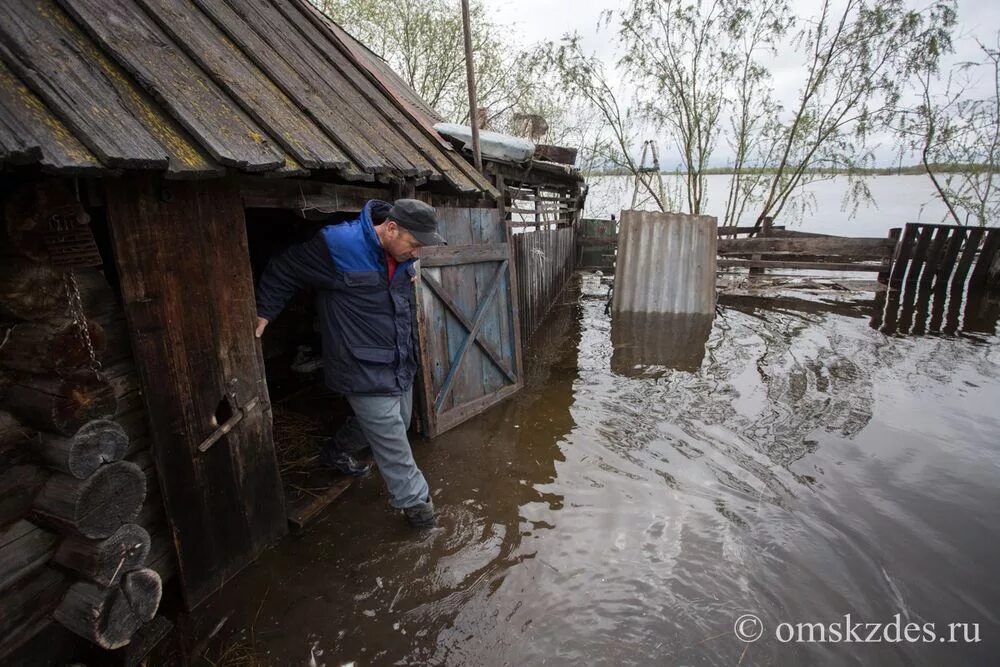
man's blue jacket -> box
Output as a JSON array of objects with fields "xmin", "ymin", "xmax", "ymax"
[{"xmin": 255, "ymin": 201, "xmax": 418, "ymax": 396}]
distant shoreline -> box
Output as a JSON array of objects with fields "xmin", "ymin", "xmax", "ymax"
[{"xmin": 585, "ymin": 164, "xmax": 998, "ymax": 177}]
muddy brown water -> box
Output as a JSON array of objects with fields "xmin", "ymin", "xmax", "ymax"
[{"xmin": 193, "ymin": 277, "xmax": 1000, "ymax": 666}]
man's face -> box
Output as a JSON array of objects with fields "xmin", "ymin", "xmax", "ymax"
[{"xmin": 384, "ymin": 221, "xmax": 424, "ymax": 261}]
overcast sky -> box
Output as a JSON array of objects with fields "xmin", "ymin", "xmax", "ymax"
[{"xmin": 490, "ymin": 0, "xmax": 999, "ymax": 167}]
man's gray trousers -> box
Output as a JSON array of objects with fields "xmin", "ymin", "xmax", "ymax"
[{"xmin": 327, "ymin": 387, "xmax": 430, "ymax": 509}]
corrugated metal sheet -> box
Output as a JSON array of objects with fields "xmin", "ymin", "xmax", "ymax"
[
  {"xmin": 0, "ymin": 0, "xmax": 493, "ymax": 193},
  {"xmin": 612, "ymin": 211, "xmax": 717, "ymax": 315}
]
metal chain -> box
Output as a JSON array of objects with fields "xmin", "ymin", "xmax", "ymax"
[{"xmin": 64, "ymin": 269, "xmax": 103, "ymax": 379}]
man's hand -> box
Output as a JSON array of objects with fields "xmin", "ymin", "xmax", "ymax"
[{"xmin": 255, "ymin": 317, "xmax": 269, "ymax": 338}]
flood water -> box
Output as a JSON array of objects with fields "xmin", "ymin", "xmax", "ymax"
[
  {"xmin": 585, "ymin": 174, "xmax": 961, "ymax": 237},
  {"xmin": 195, "ymin": 277, "xmax": 1000, "ymax": 665}
]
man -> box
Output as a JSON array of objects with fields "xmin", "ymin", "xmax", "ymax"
[{"xmin": 254, "ymin": 199, "xmax": 446, "ymax": 528}]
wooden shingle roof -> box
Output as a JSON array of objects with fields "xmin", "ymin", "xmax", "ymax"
[{"xmin": 0, "ymin": 0, "xmax": 493, "ymax": 194}]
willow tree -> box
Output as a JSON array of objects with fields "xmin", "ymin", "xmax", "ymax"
[
  {"xmin": 719, "ymin": 0, "xmax": 792, "ymax": 228},
  {"xmin": 616, "ymin": 0, "xmax": 747, "ymax": 215},
  {"xmin": 751, "ymin": 0, "xmax": 957, "ymax": 226},
  {"xmin": 541, "ymin": 36, "xmax": 668, "ymax": 210},
  {"xmin": 898, "ymin": 31, "xmax": 998, "ymax": 227},
  {"xmin": 312, "ymin": 0, "xmax": 549, "ymax": 132}
]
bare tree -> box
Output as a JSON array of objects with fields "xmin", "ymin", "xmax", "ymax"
[
  {"xmin": 899, "ymin": 31, "xmax": 1000, "ymax": 226},
  {"xmin": 617, "ymin": 0, "xmax": 742, "ymax": 215},
  {"xmin": 720, "ymin": 0, "xmax": 792, "ymax": 228},
  {"xmin": 752, "ymin": 0, "xmax": 957, "ymax": 227},
  {"xmin": 542, "ymin": 36, "xmax": 669, "ymax": 210},
  {"xmin": 312, "ymin": 0, "xmax": 550, "ymax": 130}
]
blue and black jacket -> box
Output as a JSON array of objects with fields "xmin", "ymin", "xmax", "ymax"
[{"xmin": 255, "ymin": 201, "xmax": 418, "ymax": 396}]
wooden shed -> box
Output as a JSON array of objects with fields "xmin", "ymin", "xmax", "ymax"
[{"xmin": 0, "ymin": 0, "xmax": 552, "ymax": 661}]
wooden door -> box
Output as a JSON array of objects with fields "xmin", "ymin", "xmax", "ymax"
[
  {"xmin": 106, "ymin": 174, "xmax": 286, "ymax": 608},
  {"xmin": 415, "ymin": 207, "xmax": 523, "ymax": 436}
]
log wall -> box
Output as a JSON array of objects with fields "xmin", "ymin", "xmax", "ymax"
[{"xmin": 0, "ymin": 175, "xmax": 173, "ymax": 661}]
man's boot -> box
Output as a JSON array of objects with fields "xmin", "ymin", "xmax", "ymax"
[
  {"xmin": 319, "ymin": 444, "xmax": 371, "ymax": 476},
  {"xmin": 403, "ymin": 498, "xmax": 436, "ymax": 528}
]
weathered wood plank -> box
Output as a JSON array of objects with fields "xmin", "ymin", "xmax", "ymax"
[
  {"xmin": 191, "ymin": 0, "xmax": 400, "ymax": 174},
  {"xmin": 240, "ymin": 178, "xmax": 388, "ymax": 209},
  {"xmin": 968, "ymin": 227, "xmax": 1000, "ymax": 292},
  {"xmin": 717, "ymin": 236, "xmax": 894, "ymax": 257},
  {"xmin": 0, "ymin": 567, "xmax": 70, "ymax": 660},
  {"xmin": 434, "ymin": 383, "xmax": 521, "ymax": 435},
  {"xmin": 293, "ymin": 0, "xmax": 494, "ymax": 193},
  {"xmin": 59, "ymin": 0, "xmax": 285, "ymax": 172},
  {"xmin": 0, "ymin": 0, "xmax": 219, "ymax": 176},
  {"xmin": 897, "ymin": 225, "xmax": 936, "ymax": 334},
  {"xmin": 929, "ymin": 228, "xmax": 966, "ymax": 332},
  {"xmin": 887, "ymin": 224, "xmax": 921, "ymax": 292},
  {"xmin": 105, "ymin": 174, "xmax": 286, "ymax": 608},
  {"xmin": 716, "ymin": 225, "xmax": 787, "ymax": 236},
  {"xmin": 0, "ymin": 59, "xmax": 102, "ymax": 174},
  {"xmin": 437, "ymin": 209, "xmax": 474, "ymax": 410},
  {"xmin": 717, "ymin": 259, "xmax": 884, "ymax": 272},
  {"xmin": 137, "ymin": 0, "xmax": 350, "ymax": 171},
  {"xmin": 420, "ymin": 244, "xmax": 510, "ymax": 267},
  {"xmin": 474, "ymin": 209, "xmax": 507, "ymax": 394},
  {"xmin": 0, "ymin": 520, "xmax": 57, "ymax": 593},
  {"xmin": 912, "ymin": 227, "xmax": 952, "ymax": 334},
  {"xmin": 286, "ymin": 477, "xmax": 352, "ymax": 531},
  {"xmin": 415, "ymin": 264, "xmax": 448, "ymax": 435}
]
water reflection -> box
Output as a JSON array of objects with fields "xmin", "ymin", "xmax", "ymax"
[
  {"xmin": 873, "ymin": 282, "xmax": 1000, "ymax": 337},
  {"xmin": 610, "ymin": 311, "xmax": 714, "ymax": 375}
]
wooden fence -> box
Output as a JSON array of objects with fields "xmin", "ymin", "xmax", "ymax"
[
  {"xmin": 873, "ymin": 223, "xmax": 1000, "ymax": 334},
  {"xmin": 511, "ymin": 227, "xmax": 576, "ymax": 344}
]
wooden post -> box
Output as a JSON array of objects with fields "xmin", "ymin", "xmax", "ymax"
[
  {"xmin": 461, "ymin": 0, "xmax": 483, "ymax": 173},
  {"xmin": 877, "ymin": 227, "xmax": 902, "ymax": 287},
  {"xmin": 749, "ymin": 216, "xmax": 773, "ymax": 276}
]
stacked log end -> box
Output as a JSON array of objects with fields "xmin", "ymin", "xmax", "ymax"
[
  {"xmin": 53, "ymin": 567, "xmax": 162, "ymax": 651},
  {"xmin": 37, "ymin": 420, "xmax": 128, "ymax": 479},
  {"xmin": 2, "ymin": 199, "xmax": 170, "ymax": 660},
  {"xmin": 53, "ymin": 523, "xmax": 151, "ymax": 586},
  {"xmin": 4, "ymin": 372, "xmax": 118, "ymax": 436},
  {"xmin": 33, "ymin": 460, "xmax": 146, "ymax": 538}
]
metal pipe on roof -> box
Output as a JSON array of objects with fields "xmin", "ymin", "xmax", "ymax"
[{"xmin": 460, "ymin": 0, "xmax": 483, "ymax": 173}]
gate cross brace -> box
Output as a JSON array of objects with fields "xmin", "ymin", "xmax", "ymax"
[
  {"xmin": 422, "ymin": 269, "xmax": 516, "ymax": 385},
  {"xmin": 428, "ymin": 260, "xmax": 511, "ymax": 412}
]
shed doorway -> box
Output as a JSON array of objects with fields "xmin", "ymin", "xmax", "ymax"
[{"xmin": 244, "ymin": 207, "xmax": 369, "ymax": 528}]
